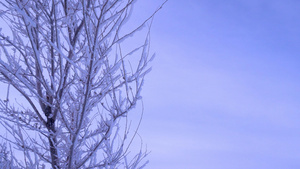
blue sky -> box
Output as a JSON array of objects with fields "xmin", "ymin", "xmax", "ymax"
[
  {"xmin": 133, "ymin": 0, "xmax": 300, "ymax": 168},
  {"xmin": 0, "ymin": 1, "xmax": 299, "ymax": 168}
]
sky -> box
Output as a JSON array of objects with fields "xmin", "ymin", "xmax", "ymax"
[
  {"xmin": 0, "ymin": 1, "xmax": 299, "ymax": 168},
  {"xmin": 131, "ymin": 0, "xmax": 300, "ymax": 168}
]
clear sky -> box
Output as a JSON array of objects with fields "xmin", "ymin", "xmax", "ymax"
[
  {"xmin": 133, "ymin": 0, "xmax": 300, "ymax": 168},
  {"xmin": 0, "ymin": 1, "xmax": 299, "ymax": 168}
]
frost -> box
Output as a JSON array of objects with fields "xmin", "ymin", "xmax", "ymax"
[{"xmin": 0, "ymin": 0, "xmax": 164, "ymax": 168}]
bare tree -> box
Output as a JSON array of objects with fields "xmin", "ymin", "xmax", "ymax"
[{"xmin": 0, "ymin": 0, "xmax": 166, "ymax": 168}]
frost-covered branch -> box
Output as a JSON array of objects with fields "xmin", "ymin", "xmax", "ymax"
[{"xmin": 0, "ymin": 0, "xmax": 166, "ymax": 168}]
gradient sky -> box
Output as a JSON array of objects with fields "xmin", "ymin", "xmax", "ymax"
[
  {"xmin": 0, "ymin": 1, "xmax": 299, "ymax": 168},
  {"xmin": 131, "ymin": 0, "xmax": 300, "ymax": 168}
]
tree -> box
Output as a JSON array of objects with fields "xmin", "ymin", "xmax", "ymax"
[{"xmin": 0, "ymin": 0, "xmax": 166, "ymax": 168}]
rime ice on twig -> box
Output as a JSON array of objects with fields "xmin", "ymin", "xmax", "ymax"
[{"xmin": 0, "ymin": 0, "xmax": 167, "ymax": 168}]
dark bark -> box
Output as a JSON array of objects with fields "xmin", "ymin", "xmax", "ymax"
[{"xmin": 45, "ymin": 104, "xmax": 59, "ymax": 168}]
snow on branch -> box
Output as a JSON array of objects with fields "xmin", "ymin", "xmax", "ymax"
[{"xmin": 0, "ymin": 0, "xmax": 167, "ymax": 168}]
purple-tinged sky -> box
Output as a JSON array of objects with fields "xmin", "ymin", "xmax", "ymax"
[
  {"xmin": 133, "ymin": 0, "xmax": 300, "ymax": 168},
  {"xmin": 0, "ymin": 1, "xmax": 299, "ymax": 168}
]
